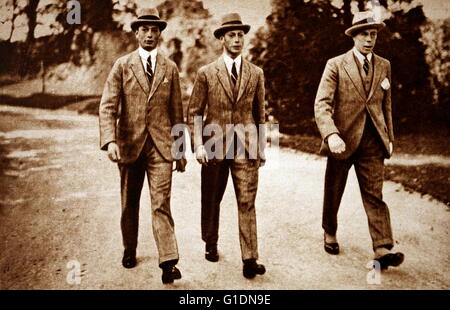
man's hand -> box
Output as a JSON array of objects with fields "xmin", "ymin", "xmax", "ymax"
[
  {"xmin": 195, "ymin": 145, "xmax": 209, "ymax": 165},
  {"xmin": 389, "ymin": 142, "xmax": 393, "ymax": 156},
  {"xmin": 174, "ymin": 158, "xmax": 187, "ymax": 172},
  {"xmin": 327, "ymin": 133, "xmax": 346, "ymax": 154},
  {"xmin": 107, "ymin": 142, "xmax": 121, "ymax": 162}
]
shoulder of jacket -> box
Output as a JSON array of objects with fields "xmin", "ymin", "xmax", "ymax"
[
  {"xmin": 328, "ymin": 53, "xmax": 346, "ymax": 66},
  {"xmin": 159, "ymin": 54, "xmax": 177, "ymax": 69},
  {"xmin": 379, "ymin": 55, "xmax": 391, "ymax": 67},
  {"xmin": 246, "ymin": 61, "xmax": 264, "ymax": 74},
  {"xmin": 114, "ymin": 51, "xmax": 135, "ymax": 66},
  {"xmin": 198, "ymin": 61, "xmax": 217, "ymax": 74},
  {"xmin": 376, "ymin": 54, "xmax": 389, "ymax": 63},
  {"xmin": 373, "ymin": 54, "xmax": 391, "ymax": 72}
]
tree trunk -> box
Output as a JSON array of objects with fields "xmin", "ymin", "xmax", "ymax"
[
  {"xmin": 24, "ymin": 0, "xmax": 40, "ymax": 43},
  {"xmin": 379, "ymin": 0, "xmax": 388, "ymax": 8},
  {"xmin": 358, "ymin": 0, "xmax": 366, "ymax": 11},
  {"xmin": 343, "ymin": 0, "xmax": 352, "ymax": 27},
  {"xmin": 7, "ymin": 0, "xmax": 17, "ymax": 41}
]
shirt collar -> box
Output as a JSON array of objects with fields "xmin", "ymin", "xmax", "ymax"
[
  {"xmin": 223, "ymin": 53, "xmax": 242, "ymax": 75},
  {"xmin": 139, "ymin": 46, "xmax": 157, "ymax": 63},
  {"xmin": 352, "ymin": 47, "xmax": 372, "ymax": 65}
]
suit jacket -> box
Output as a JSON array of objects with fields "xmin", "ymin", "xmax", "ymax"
[
  {"xmin": 187, "ymin": 56, "xmax": 266, "ymax": 161},
  {"xmin": 314, "ymin": 49, "xmax": 394, "ymax": 160},
  {"xmin": 99, "ymin": 49, "xmax": 184, "ymax": 164}
]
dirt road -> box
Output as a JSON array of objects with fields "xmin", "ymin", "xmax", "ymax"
[{"xmin": 0, "ymin": 105, "xmax": 448, "ymax": 290}]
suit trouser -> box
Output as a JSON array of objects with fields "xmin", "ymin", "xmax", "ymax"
[
  {"xmin": 322, "ymin": 118, "xmax": 394, "ymax": 251},
  {"xmin": 201, "ymin": 158, "xmax": 260, "ymax": 261},
  {"xmin": 118, "ymin": 137, "xmax": 179, "ymax": 266}
]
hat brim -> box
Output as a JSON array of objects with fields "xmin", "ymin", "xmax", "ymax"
[
  {"xmin": 345, "ymin": 22, "xmax": 385, "ymax": 37},
  {"xmin": 214, "ymin": 24, "xmax": 250, "ymax": 39},
  {"xmin": 131, "ymin": 20, "xmax": 167, "ymax": 32}
]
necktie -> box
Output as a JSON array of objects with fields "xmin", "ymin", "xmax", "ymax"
[
  {"xmin": 231, "ymin": 61, "xmax": 238, "ymax": 86},
  {"xmin": 363, "ymin": 56, "xmax": 369, "ymax": 75},
  {"xmin": 146, "ymin": 56, "xmax": 154, "ymax": 85}
]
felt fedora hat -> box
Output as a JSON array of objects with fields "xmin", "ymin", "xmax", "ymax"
[
  {"xmin": 131, "ymin": 8, "xmax": 167, "ymax": 32},
  {"xmin": 345, "ymin": 11, "xmax": 386, "ymax": 37},
  {"xmin": 213, "ymin": 13, "xmax": 251, "ymax": 39}
]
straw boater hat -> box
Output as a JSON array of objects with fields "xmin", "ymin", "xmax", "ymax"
[
  {"xmin": 213, "ymin": 13, "xmax": 251, "ymax": 39},
  {"xmin": 131, "ymin": 8, "xmax": 167, "ymax": 32},
  {"xmin": 345, "ymin": 11, "xmax": 386, "ymax": 37}
]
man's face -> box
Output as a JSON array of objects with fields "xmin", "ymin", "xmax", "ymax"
[
  {"xmin": 135, "ymin": 24, "xmax": 161, "ymax": 51},
  {"xmin": 220, "ymin": 29, "xmax": 245, "ymax": 58},
  {"xmin": 353, "ymin": 28, "xmax": 378, "ymax": 55}
]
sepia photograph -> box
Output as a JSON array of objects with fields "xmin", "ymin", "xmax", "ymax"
[{"xmin": 0, "ymin": 0, "xmax": 448, "ymax": 295}]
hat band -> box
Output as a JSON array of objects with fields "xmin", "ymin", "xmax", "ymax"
[
  {"xmin": 139, "ymin": 15, "xmax": 161, "ymax": 21},
  {"xmin": 222, "ymin": 20, "xmax": 243, "ymax": 26},
  {"xmin": 352, "ymin": 17, "xmax": 378, "ymax": 26}
]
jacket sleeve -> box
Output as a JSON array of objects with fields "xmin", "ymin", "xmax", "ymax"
[
  {"xmin": 187, "ymin": 69, "xmax": 208, "ymax": 153},
  {"xmin": 253, "ymin": 68, "xmax": 266, "ymax": 160},
  {"xmin": 168, "ymin": 65, "xmax": 187, "ymax": 158},
  {"xmin": 383, "ymin": 61, "xmax": 394, "ymax": 142},
  {"xmin": 169, "ymin": 66, "xmax": 184, "ymax": 128},
  {"xmin": 314, "ymin": 59, "xmax": 340, "ymax": 141},
  {"xmin": 99, "ymin": 59, "xmax": 122, "ymax": 150}
]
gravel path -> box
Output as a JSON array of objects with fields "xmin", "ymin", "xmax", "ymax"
[{"xmin": 0, "ymin": 105, "xmax": 448, "ymax": 290}]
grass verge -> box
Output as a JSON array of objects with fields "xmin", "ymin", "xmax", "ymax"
[{"xmin": 279, "ymin": 134, "xmax": 450, "ymax": 205}]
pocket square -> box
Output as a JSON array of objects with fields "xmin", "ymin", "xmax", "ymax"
[
  {"xmin": 381, "ymin": 78, "xmax": 390, "ymax": 90},
  {"xmin": 163, "ymin": 77, "xmax": 169, "ymax": 84}
]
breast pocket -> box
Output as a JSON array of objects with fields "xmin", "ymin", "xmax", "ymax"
[{"xmin": 155, "ymin": 77, "xmax": 171, "ymax": 97}]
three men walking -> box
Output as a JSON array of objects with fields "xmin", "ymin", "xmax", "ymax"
[{"xmin": 99, "ymin": 7, "xmax": 404, "ymax": 285}]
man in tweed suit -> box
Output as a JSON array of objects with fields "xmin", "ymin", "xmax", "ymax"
[
  {"xmin": 314, "ymin": 11, "xmax": 404, "ymax": 269},
  {"xmin": 99, "ymin": 8, "xmax": 186, "ymax": 284},
  {"xmin": 187, "ymin": 13, "xmax": 266, "ymax": 279}
]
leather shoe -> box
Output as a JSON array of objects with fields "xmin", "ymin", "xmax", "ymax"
[
  {"xmin": 375, "ymin": 252, "xmax": 404, "ymax": 270},
  {"xmin": 122, "ymin": 249, "xmax": 136, "ymax": 269},
  {"xmin": 324, "ymin": 233, "xmax": 339, "ymax": 255},
  {"xmin": 205, "ymin": 243, "xmax": 219, "ymax": 262},
  {"xmin": 243, "ymin": 259, "xmax": 266, "ymax": 279},
  {"xmin": 161, "ymin": 265, "xmax": 182, "ymax": 284}
]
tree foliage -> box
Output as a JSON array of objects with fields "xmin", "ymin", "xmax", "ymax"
[
  {"xmin": 0, "ymin": 0, "xmax": 137, "ymax": 75},
  {"xmin": 156, "ymin": 0, "xmax": 221, "ymax": 83},
  {"xmin": 421, "ymin": 17, "xmax": 450, "ymax": 126}
]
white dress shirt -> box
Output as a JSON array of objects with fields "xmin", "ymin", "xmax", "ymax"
[
  {"xmin": 138, "ymin": 46, "xmax": 157, "ymax": 73},
  {"xmin": 352, "ymin": 47, "xmax": 372, "ymax": 66},
  {"xmin": 223, "ymin": 53, "xmax": 242, "ymax": 77}
]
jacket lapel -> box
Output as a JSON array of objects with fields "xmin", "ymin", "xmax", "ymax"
[
  {"xmin": 343, "ymin": 50, "xmax": 366, "ymax": 101},
  {"xmin": 236, "ymin": 60, "xmax": 251, "ymax": 103},
  {"xmin": 148, "ymin": 53, "xmax": 167, "ymax": 101},
  {"xmin": 367, "ymin": 54, "xmax": 384, "ymax": 102},
  {"xmin": 216, "ymin": 57, "xmax": 234, "ymax": 103},
  {"xmin": 130, "ymin": 50, "xmax": 150, "ymax": 95}
]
